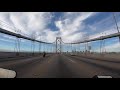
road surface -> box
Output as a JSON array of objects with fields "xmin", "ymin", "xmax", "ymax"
[{"xmin": 0, "ymin": 54, "xmax": 120, "ymax": 78}]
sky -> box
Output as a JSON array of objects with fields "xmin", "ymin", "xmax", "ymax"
[{"xmin": 0, "ymin": 12, "xmax": 120, "ymax": 52}]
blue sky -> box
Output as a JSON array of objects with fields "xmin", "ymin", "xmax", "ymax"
[{"xmin": 0, "ymin": 12, "xmax": 120, "ymax": 52}]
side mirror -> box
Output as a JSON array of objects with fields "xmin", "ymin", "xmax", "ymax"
[{"xmin": 0, "ymin": 68, "xmax": 16, "ymax": 78}]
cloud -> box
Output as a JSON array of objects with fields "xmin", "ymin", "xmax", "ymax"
[
  {"xmin": 0, "ymin": 37, "xmax": 14, "ymax": 43},
  {"xmin": 94, "ymin": 42, "xmax": 120, "ymax": 52},
  {"xmin": 55, "ymin": 12, "xmax": 95, "ymax": 43},
  {"xmin": 84, "ymin": 13, "xmax": 120, "ymax": 40},
  {"xmin": 0, "ymin": 12, "xmax": 97, "ymax": 43},
  {"xmin": 89, "ymin": 28, "xmax": 117, "ymax": 39},
  {"xmin": 0, "ymin": 33, "xmax": 27, "ymax": 43},
  {"xmin": 0, "ymin": 12, "xmax": 53, "ymax": 40},
  {"xmin": 0, "ymin": 12, "xmax": 119, "ymax": 44},
  {"xmin": 39, "ymin": 29, "xmax": 60, "ymax": 42},
  {"xmin": 105, "ymin": 42, "xmax": 120, "ymax": 52},
  {"xmin": 0, "ymin": 12, "xmax": 120, "ymax": 53}
]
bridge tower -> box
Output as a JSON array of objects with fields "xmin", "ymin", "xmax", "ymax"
[{"xmin": 56, "ymin": 37, "xmax": 62, "ymax": 54}]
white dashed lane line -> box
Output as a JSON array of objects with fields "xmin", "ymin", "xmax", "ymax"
[
  {"xmin": 63, "ymin": 55, "xmax": 76, "ymax": 63},
  {"xmin": 48, "ymin": 60, "xmax": 51, "ymax": 63},
  {"xmin": 68, "ymin": 58, "xmax": 76, "ymax": 63}
]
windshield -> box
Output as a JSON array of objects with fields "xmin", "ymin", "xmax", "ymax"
[{"xmin": 0, "ymin": 12, "xmax": 120, "ymax": 78}]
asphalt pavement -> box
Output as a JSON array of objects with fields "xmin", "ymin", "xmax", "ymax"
[{"xmin": 0, "ymin": 54, "xmax": 120, "ymax": 78}]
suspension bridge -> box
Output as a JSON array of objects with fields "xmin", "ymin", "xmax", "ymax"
[{"xmin": 0, "ymin": 14, "xmax": 120, "ymax": 78}]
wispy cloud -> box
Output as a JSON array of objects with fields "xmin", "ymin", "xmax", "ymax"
[
  {"xmin": 55, "ymin": 12, "xmax": 96, "ymax": 42},
  {"xmin": 0, "ymin": 12, "xmax": 119, "ymax": 45},
  {"xmin": 0, "ymin": 12, "xmax": 96, "ymax": 43},
  {"xmin": 105, "ymin": 42, "xmax": 120, "ymax": 52},
  {"xmin": 0, "ymin": 12, "xmax": 53, "ymax": 41}
]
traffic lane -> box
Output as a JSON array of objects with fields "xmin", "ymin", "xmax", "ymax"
[
  {"xmin": 0, "ymin": 55, "xmax": 41, "ymax": 62},
  {"xmin": 61, "ymin": 55, "xmax": 97, "ymax": 78},
  {"xmin": 16, "ymin": 54, "xmax": 59, "ymax": 78},
  {"xmin": 1, "ymin": 53, "xmax": 119, "ymax": 78},
  {"xmin": 0, "ymin": 56, "xmax": 42, "ymax": 68},
  {"xmin": 13, "ymin": 54, "xmax": 54, "ymax": 78},
  {"xmin": 64, "ymin": 55, "xmax": 120, "ymax": 78},
  {"xmin": 0, "ymin": 53, "xmax": 53, "ymax": 63},
  {"xmin": 17, "ymin": 54, "xmax": 120, "ymax": 78},
  {"xmin": 67, "ymin": 55, "xmax": 120, "ymax": 75},
  {"xmin": 0, "ymin": 54, "xmax": 52, "ymax": 70},
  {"xmin": 41, "ymin": 54, "xmax": 83, "ymax": 78},
  {"xmin": 74, "ymin": 54, "xmax": 120, "ymax": 64},
  {"xmin": 44, "ymin": 54, "xmax": 94, "ymax": 78},
  {"xmin": 44, "ymin": 54, "xmax": 108, "ymax": 78},
  {"xmin": 17, "ymin": 54, "xmax": 76, "ymax": 78}
]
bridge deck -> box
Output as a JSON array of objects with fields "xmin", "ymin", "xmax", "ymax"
[{"xmin": 0, "ymin": 54, "xmax": 120, "ymax": 78}]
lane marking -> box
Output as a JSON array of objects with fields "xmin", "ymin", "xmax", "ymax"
[
  {"xmin": 63, "ymin": 55, "xmax": 76, "ymax": 63},
  {"xmin": 47, "ymin": 55, "xmax": 57, "ymax": 63},
  {"xmin": 68, "ymin": 58, "xmax": 76, "ymax": 63},
  {"xmin": 48, "ymin": 60, "xmax": 51, "ymax": 63}
]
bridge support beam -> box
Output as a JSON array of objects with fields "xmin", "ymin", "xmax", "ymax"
[{"xmin": 56, "ymin": 37, "xmax": 62, "ymax": 54}]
